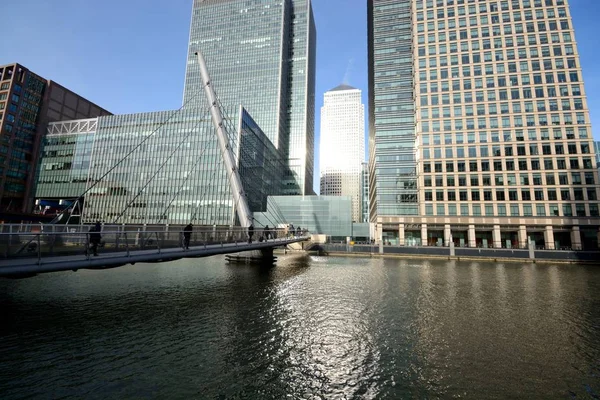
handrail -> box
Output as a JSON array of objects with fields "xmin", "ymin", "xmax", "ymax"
[{"xmin": 0, "ymin": 226, "xmax": 310, "ymax": 262}]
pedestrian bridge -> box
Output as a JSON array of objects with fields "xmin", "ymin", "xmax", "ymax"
[
  {"xmin": 0, "ymin": 225, "xmax": 308, "ymax": 278},
  {"xmin": 0, "ymin": 52, "xmax": 310, "ymax": 279}
]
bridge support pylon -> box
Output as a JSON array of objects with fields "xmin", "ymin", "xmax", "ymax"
[{"xmin": 225, "ymin": 247, "xmax": 276, "ymax": 265}]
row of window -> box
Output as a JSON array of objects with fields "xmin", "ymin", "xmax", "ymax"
[
  {"xmin": 414, "ymin": 25, "xmax": 572, "ymax": 49},
  {"xmin": 416, "ymin": 0, "xmax": 565, "ymax": 12},
  {"xmin": 419, "ymin": 73, "xmax": 577, "ymax": 95},
  {"xmin": 416, "ymin": 28, "xmax": 573, "ymax": 50},
  {"xmin": 422, "ymin": 86, "xmax": 582, "ymax": 104},
  {"xmin": 418, "ymin": 41, "xmax": 575, "ymax": 63},
  {"xmin": 421, "ymin": 113, "xmax": 586, "ymax": 131},
  {"xmin": 417, "ymin": 5, "xmax": 567, "ymax": 20},
  {"xmin": 416, "ymin": 12, "xmax": 569, "ymax": 30},
  {"xmin": 424, "ymin": 187, "xmax": 597, "ymax": 202},
  {"xmin": 3, "ymin": 182, "xmax": 25, "ymax": 194},
  {"xmin": 423, "ymin": 172, "xmax": 596, "ymax": 188},
  {"xmin": 411, "ymin": 59, "xmax": 577, "ymax": 83},
  {"xmin": 417, "ymin": 52, "xmax": 577, "ymax": 70},
  {"xmin": 423, "ymin": 145, "xmax": 592, "ymax": 159},
  {"xmin": 424, "ymin": 140, "xmax": 593, "ymax": 160},
  {"xmin": 423, "ymin": 158, "xmax": 596, "ymax": 172},
  {"xmin": 417, "ymin": 17, "xmax": 570, "ymax": 35},
  {"xmin": 420, "ymin": 88, "xmax": 586, "ymax": 107},
  {"xmin": 423, "ymin": 203, "xmax": 597, "ymax": 218},
  {"xmin": 0, "ymin": 93, "xmax": 19, "ymax": 103},
  {"xmin": 420, "ymin": 100, "xmax": 585, "ymax": 121},
  {"xmin": 42, "ymin": 148, "xmax": 92, "ymax": 158}
]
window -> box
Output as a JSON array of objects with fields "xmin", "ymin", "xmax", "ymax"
[
  {"xmin": 510, "ymin": 205, "xmax": 520, "ymax": 216},
  {"xmin": 563, "ymin": 204, "xmax": 573, "ymax": 217}
]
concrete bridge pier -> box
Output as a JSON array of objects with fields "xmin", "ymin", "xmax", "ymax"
[
  {"xmin": 260, "ymin": 247, "xmax": 274, "ymax": 260},
  {"xmin": 225, "ymin": 247, "xmax": 276, "ymax": 265}
]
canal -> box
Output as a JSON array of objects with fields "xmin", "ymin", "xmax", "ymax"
[{"xmin": 0, "ymin": 254, "xmax": 599, "ymax": 399}]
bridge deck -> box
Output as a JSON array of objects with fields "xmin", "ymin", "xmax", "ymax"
[{"xmin": 0, "ymin": 236, "xmax": 308, "ymax": 277}]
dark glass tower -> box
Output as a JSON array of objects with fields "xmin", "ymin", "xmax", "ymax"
[
  {"xmin": 183, "ymin": 0, "xmax": 316, "ymax": 195},
  {"xmin": 368, "ymin": 0, "xmax": 418, "ymax": 220}
]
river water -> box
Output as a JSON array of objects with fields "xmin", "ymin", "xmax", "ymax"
[{"xmin": 0, "ymin": 254, "xmax": 599, "ymax": 399}]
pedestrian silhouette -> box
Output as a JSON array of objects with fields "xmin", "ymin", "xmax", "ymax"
[
  {"xmin": 89, "ymin": 221, "xmax": 102, "ymax": 256},
  {"xmin": 248, "ymin": 223, "xmax": 254, "ymax": 243},
  {"xmin": 183, "ymin": 223, "xmax": 193, "ymax": 249}
]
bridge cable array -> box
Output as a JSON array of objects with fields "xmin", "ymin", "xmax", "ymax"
[
  {"xmin": 110, "ymin": 103, "xmax": 215, "ymax": 224},
  {"xmin": 154, "ymin": 139, "xmax": 213, "ymax": 225},
  {"xmin": 211, "ymin": 95, "xmax": 288, "ymax": 230},
  {"xmin": 49, "ymin": 81, "xmax": 212, "ymax": 225},
  {"xmin": 49, "ymin": 71, "xmax": 291, "ymax": 229}
]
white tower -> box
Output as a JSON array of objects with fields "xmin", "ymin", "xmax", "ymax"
[{"xmin": 319, "ymin": 84, "xmax": 365, "ymax": 222}]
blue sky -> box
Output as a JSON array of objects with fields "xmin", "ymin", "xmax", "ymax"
[{"xmin": 0, "ymin": 0, "xmax": 599, "ymax": 194}]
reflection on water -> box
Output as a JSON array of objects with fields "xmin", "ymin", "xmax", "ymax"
[{"xmin": 0, "ymin": 255, "xmax": 599, "ymax": 399}]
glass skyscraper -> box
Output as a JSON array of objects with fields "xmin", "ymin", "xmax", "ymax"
[
  {"xmin": 184, "ymin": 0, "xmax": 316, "ymax": 195},
  {"xmin": 368, "ymin": 0, "xmax": 418, "ymax": 219},
  {"xmin": 286, "ymin": 0, "xmax": 317, "ymax": 196},
  {"xmin": 369, "ymin": 0, "xmax": 600, "ymax": 250}
]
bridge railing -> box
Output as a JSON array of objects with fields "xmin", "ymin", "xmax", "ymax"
[{"xmin": 0, "ymin": 224, "xmax": 294, "ymax": 260}]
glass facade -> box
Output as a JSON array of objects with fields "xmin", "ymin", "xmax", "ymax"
[
  {"xmin": 36, "ymin": 119, "xmax": 98, "ymax": 199},
  {"xmin": 595, "ymin": 141, "xmax": 600, "ymax": 179},
  {"xmin": 184, "ymin": 0, "xmax": 289, "ymax": 152},
  {"xmin": 285, "ymin": 0, "xmax": 317, "ymax": 195},
  {"xmin": 184, "ymin": 0, "xmax": 316, "ymax": 195},
  {"xmin": 35, "ymin": 107, "xmax": 284, "ymax": 225},
  {"xmin": 237, "ymin": 107, "xmax": 285, "ymax": 213},
  {"xmin": 361, "ymin": 162, "xmax": 370, "ymax": 223},
  {"xmin": 368, "ymin": 0, "xmax": 418, "ymax": 220},
  {"xmin": 254, "ymin": 195, "xmax": 353, "ymax": 237}
]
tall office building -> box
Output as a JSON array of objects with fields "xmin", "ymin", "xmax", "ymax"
[
  {"xmin": 319, "ymin": 84, "xmax": 365, "ymax": 222},
  {"xmin": 184, "ymin": 0, "xmax": 316, "ymax": 195},
  {"xmin": 369, "ymin": 0, "xmax": 600, "ymax": 249},
  {"xmin": 0, "ymin": 63, "xmax": 110, "ymax": 213}
]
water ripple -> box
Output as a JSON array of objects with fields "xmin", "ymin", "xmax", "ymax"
[{"xmin": 0, "ymin": 255, "xmax": 599, "ymax": 398}]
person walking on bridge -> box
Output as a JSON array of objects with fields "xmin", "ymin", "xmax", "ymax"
[
  {"xmin": 88, "ymin": 221, "xmax": 102, "ymax": 256},
  {"xmin": 183, "ymin": 223, "xmax": 193, "ymax": 249},
  {"xmin": 248, "ymin": 223, "xmax": 254, "ymax": 244}
]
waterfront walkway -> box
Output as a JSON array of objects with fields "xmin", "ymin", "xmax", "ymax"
[{"xmin": 315, "ymin": 243, "xmax": 600, "ymax": 264}]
